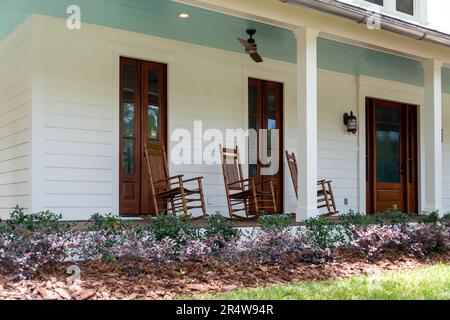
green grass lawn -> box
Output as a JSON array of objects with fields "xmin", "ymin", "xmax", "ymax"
[{"xmin": 198, "ymin": 264, "xmax": 450, "ymax": 300}]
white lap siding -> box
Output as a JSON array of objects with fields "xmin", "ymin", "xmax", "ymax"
[
  {"xmin": 441, "ymin": 93, "xmax": 450, "ymax": 213},
  {"xmin": 0, "ymin": 20, "xmax": 32, "ymax": 219}
]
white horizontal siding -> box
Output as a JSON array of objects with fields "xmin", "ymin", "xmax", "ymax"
[
  {"xmin": 0, "ymin": 20, "xmax": 32, "ymax": 219},
  {"xmin": 441, "ymin": 94, "xmax": 450, "ymax": 213},
  {"xmin": 40, "ymin": 24, "xmax": 115, "ymax": 216}
]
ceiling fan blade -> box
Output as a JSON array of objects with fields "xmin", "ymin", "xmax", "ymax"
[
  {"xmin": 250, "ymin": 52, "xmax": 264, "ymax": 63},
  {"xmin": 238, "ymin": 37, "xmax": 263, "ymax": 63},
  {"xmin": 238, "ymin": 38, "xmax": 247, "ymax": 45},
  {"xmin": 238, "ymin": 38, "xmax": 253, "ymax": 50}
]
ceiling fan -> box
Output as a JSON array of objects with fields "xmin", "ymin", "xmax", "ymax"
[{"xmin": 238, "ymin": 29, "xmax": 264, "ymax": 63}]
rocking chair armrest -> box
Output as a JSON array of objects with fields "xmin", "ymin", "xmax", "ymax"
[
  {"xmin": 182, "ymin": 176, "xmax": 204, "ymax": 183},
  {"xmin": 154, "ymin": 175, "xmax": 184, "ymax": 185},
  {"xmin": 227, "ymin": 178, "xmax": 253, "ymax": 186}
]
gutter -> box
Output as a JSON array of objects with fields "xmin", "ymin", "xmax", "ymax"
[{"xmin": 280, "ymin": 0, "xmax": 450, "ymax": 48}]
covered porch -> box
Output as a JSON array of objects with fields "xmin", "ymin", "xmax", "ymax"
[{"xmin": 1, "ymin": 0, "xmax": 450, "ymax": 221}]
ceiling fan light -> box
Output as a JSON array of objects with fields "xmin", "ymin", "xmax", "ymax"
[{"xmin": 178, "ymin": 13, "xmax": 190, "ymax": 19}]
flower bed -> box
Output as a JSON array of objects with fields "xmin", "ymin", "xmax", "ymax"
[{"xmin": 1, "ymin": 207, "xmax": 449, "ymax": 296}]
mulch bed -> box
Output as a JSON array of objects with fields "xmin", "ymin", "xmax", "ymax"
[{"xmin": 1, "ymin": 249, "xmax": 449, "ymax": 300}]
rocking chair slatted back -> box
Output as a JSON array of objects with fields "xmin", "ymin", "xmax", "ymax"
[
  {"xmin": 144, "ymin": 143, "xmax": 170, "ymax": 192},
  {"xmin": 221, "ymin": 146, "xmax": 245, "ymax": 191},
  {"xmin": 285, "ymin": 151, "xmax": 298, "ymax": 198},
  {"xmin": 285, "ymin": 150, "xmax": 338, "ymax": 216},
  {"xmin": 220, "ymin": 145, "xmax": 278, "ymax": 220}
]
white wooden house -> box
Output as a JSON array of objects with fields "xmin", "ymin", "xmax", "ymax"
[{"xmin": 0, "ymin": 0, "xmax": 449, "ymax": 221}]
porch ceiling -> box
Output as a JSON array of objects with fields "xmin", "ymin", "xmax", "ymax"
[{"xmin": 1, "ymin": 0, "xmax": 449, "ymax": 93}]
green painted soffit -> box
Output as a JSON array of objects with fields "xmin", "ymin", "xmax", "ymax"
[{"xmin": 0, "ymin": 0, "xmax": 449, "ymax": 93}]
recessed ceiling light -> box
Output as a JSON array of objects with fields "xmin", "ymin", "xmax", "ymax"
[{"xmin": 178, "ymin": 13, "xmax": 190, "ymax": 19}]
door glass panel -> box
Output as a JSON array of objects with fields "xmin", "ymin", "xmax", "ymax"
[
  {"xmin": 267, "ymin": 88, "xmax": 277, "ymax": 158},
  {"xmin": 248, "ymin": 84, "xmax": 259, "ymax": 170},
  {"xmin": 249, "ymin": 116, "xmax": 258, "ymax": 131},
  {"xmin": 148, "ymin": 70, "xmax": 160, "ymax": 142},
  {"xmin": 148, "ymin": 70, "xmax": 159, "ymax": 106},
  {"xmin": 366, "ymin": 109, "xmax": 370, "ymax": 183},
  {"xmin": 249, "ymin": 85, "xmax": 258, "ymax": 119},
  {"xmin": 376, "ymin": 107, "xmax": 401, "ymax": 183},
  {"xmin": 123, "ymin": 139, "xmax": 135, "ymax": 173},
  {"xmin": 408, "ymin": 110, "xmax": 414, "ymax": 182},
  {"xmin": 123, "ymin": 66, "xmax": 136, "ymax": 102},
  {"xmin": 121, "ymin": 63, "xmax": 137, "ymax": 174},
  {"xmin": 148, "ymin": 105, "xmax": 159, "ymax": 140},
  {"xmin": 268, "ymin": 89, "xmax": 276, "ymax": 123},
  {"xmin": 123, "ymin": 103, "xmax": 135, "ymax": 137}
]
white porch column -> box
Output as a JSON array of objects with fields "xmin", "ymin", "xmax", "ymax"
[
  {"xmin": 295, "ymin": 27, "xmax": 319, "ymax": 221},
  {"xmin": 423, "ymin": 59, "xmax": 443, "ymax": 213}
]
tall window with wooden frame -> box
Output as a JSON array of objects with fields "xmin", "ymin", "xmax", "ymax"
[
  {"xmin": 120, "ymin": 57, "xmax": 167, "ymax": 216},
  {"xmin": 366, "ymin": 98, "xmax": 418, "ymax": 214},
  {"xmin": 248, "ymin": 78, "xmax": 284, "ymax": 213}
]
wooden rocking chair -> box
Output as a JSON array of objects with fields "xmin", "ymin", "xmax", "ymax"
[
  {"xmin": 285, "ymin": 151, "xmax": 338, "ymax": 216},
  {"xmin": 144, "ymin": 142, "xmax": 207, "ymax": 220},
  {"xmin": 220, "ymin": 145, "xmax": 277, "ymax": 220}
]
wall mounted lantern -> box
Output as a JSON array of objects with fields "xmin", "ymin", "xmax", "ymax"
[{"xmin": 343, "ymin": 111, "xmax": 357, "ymax": 135}]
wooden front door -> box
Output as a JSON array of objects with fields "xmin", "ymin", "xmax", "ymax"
[
  {"xmin": 366, "ymin": 98, "xmax": 418, "ymax": 214},
  {"xmin": 248, "ymin": 78, "xmax": 284, "ymax": 213},
  {"xmin": 120, "ymin": 57, "xmax": 167, "ymax": 216}
]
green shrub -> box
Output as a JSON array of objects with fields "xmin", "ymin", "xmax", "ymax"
[
  {"xmin": 4, "ymin": 206, "xmax": 70, "ymax": 234},
  {"xmin": 87, "ymin": 213, "xmax": 131, "ymax": 234},
  {"xmin": 340, "ymin": 208, "xmax": 410, "ymax": 228},
  {"xmin": 372, "ymin": 210, "xmax": 409, "ymax": 226},
  {"xmin": 338, "ymin": 211, "xmax": 371, "ymax": 243},
  {"xmin": 419, "ymin": 211, "xmax": 441, "ymax": 224},
  {"xmin": 259, "ymin": 214, "xmax": 292, "ymax": 230},
  {"xmin": 204, "ymin": 213, "xmax": 238, "ymax": 246},
  {"xmin": 0, "ymin": 223, "xmax": 8, "ymax": 236},
  {"xmin": 339, "ymin": 211, "xmax": 371, "ymax": 227},
  {"xmin": 303, "ymin": 216, "xmax": 345, "ymax": 249},
  {"xmin": 441, "ymin": 213, "xmax": 450, "ymax": 224},
  {"xmin": 148, "ymin": 215, "xmax": 199, "ymax": 244}
]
